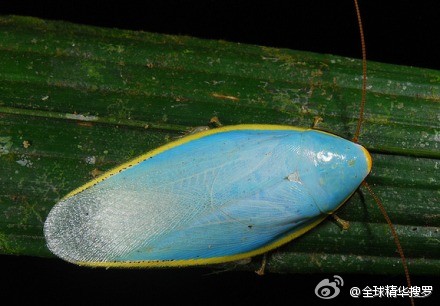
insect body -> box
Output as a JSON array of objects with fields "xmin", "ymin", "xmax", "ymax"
[{"xmin": 44, "ymin": 125, "xmax": 371, "ymax": 267}]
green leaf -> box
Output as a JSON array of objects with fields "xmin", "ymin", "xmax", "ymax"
[{"xmin": 0, "ymin": 15, "xmax": 439, "ymax": 275}]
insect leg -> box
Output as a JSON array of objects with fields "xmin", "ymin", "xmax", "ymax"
[
  {"xmin": 332, "ymin": 214, "xmax": 350, "ymax": 230},
  {"xmin": 255, "ymin": 253, "xmax": 268, "ymax": 276}
]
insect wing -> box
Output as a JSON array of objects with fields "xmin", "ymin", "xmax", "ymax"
[{"xmin": 44, "ymin": 128, "xmax": 370, "ymax": 265}]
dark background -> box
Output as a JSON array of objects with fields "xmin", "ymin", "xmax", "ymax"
[
  {"xmin": 1, "ymin": 0, "xmax": 439, "ymax": 69},
  {"xmin": 1, "ymin": 0, "xmax": 438, "ymax": 305}
]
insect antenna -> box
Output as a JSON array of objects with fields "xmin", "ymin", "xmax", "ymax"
[
  {"xmin": 353, "ymin": 0, "xmax": 367, "ymax": 143},
  {"xmin": 362, "ymin": 181, "xmax": 414, "ymax": 306},
  {"xmin": 352, "ymin": 2, "xmax": 414, "ymax": 305}
]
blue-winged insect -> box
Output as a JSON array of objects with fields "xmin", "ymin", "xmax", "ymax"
[
  {"xmin": 44, "ymin": 124, "xmax": 371, "ymax": 266},
  {"xmin": 44, "ymin": 2, "xmax": 413, "ymax": 303}
]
